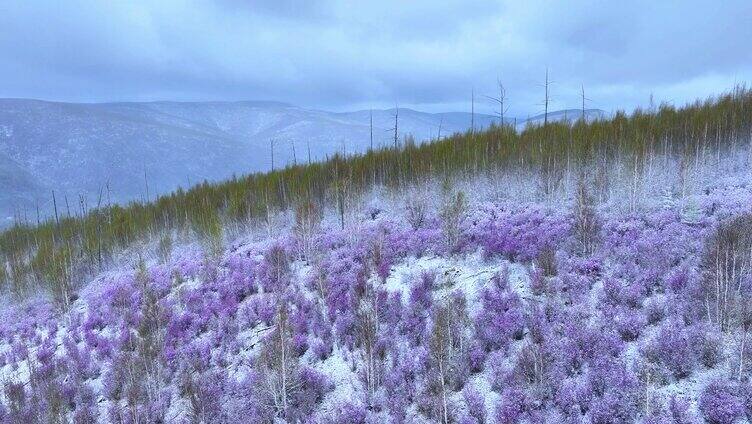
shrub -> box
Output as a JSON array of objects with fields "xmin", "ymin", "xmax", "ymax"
[
  {"xmin": 588, "ymin": 391, "xmax": 638, "ymax": 424},
  {"xmin": 495, "ymin": 387, "xmax": 527, "ymax": 424},
  {"xmin": 330, "ymin": 401, "xmax": 367, "ymax": 424},
  {"xmin": 475, "ymin": 271, "xmax": 525, "ymax": 352},
  {"xmin": 655, "ymin": 322, "xmax": 695, "ymax": 379},
  {"xmin": 405, "ymin": 197, "xmax": 427, "ymax": 231},
  {"xmin": 666, "ymin": 395, "xmax": 698, "ymax": 424},
  {"xmin": 644, "ymin": 296, "xmax": 667, "ymax": 325},
  {"xmin": 463, "ymin": 387, "xmax": 486, "ymax": 424},
  {"xmin": 468, "ymin": 342, "xmax": 486, "ymax": 374},
  {"xmin": 613, "ymin": 306, "xmax": 646, "ymax": 341},
  {"xmin": 699, "ymin": 381, "xmax": 744, "ymax": 424},
  {"xmin": 691, "ymin": 324, "xmax": 724, "ymax": 369},
  {"xmin": 529, "ymin": 268, "xmax": 548, "ymax": 296},
  {"xmin": 535, "ymin": 246, "xmax": 557, "ymax": 277}
]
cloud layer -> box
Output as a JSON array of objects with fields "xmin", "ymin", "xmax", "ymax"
[{"xmin": 1, "ymin": 0, "xmax": 750, "ymax": 115}]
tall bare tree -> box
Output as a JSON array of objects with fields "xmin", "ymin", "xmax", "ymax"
[
  {"xmin": 543, "ymin": 68, "xmax": 550, "ymax": 127},
  {"xmin": 486, "ymin": 77, "xmax": 508, "ymax": 127},
  {"xmin": 581, "ymin": 84, "xmax": 592, "ymax": 122},
  {"xmin": 393, "ymin": 106, "xmax": 399, "ymax": 150},
  {"xmin": 471, "ymin": 88, "xmax": 475, "ymax": 134},
  {"xmin": 256, "ymin": 302, "xmax": 300, "ymax": 420},
  {"xmin": 356, "ymin": 285, "xmax": 381, "ymax": 407},
  {"xmin": 429, "ymin": 298, "xmax": 470, "ymax": 424},
  {"xmin": 573, "ymin": 174, "xmax": 600, "ymax": 256},
  {"xmin": 370, "ymin": 109, "xmax": 374, "ymax": 151}
]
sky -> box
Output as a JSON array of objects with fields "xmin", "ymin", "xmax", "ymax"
[{"xmin": 1, "ymin": 0, "xmax": 751, "ymax": 117}]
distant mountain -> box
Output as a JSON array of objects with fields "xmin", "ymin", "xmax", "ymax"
[
  {"xmin": 517, "ymin": 109, "xmax": 607, "ymax": 129},
  {"xmin": 0, "ymin": 99, "xmax": 604, "ymax": 225}
]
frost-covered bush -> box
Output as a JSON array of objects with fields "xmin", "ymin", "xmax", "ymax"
[
  {"xmin": 463, "ymin": 387, "xmax": 487, "ymax": 424},
  {"xmin": 329, "ymin": 401, "xmax": 367, "ymax": 424},
  {"xmin": 699, "ymin": 381, "xmax": 745, "ymax": 424},
  {"xmin": 644, "ymin": 295, "xmax": 667, "ymax": 325},
  {"xmin": 495, "ymin": 387, "xmax": 528, "ymax": 424},
  {"xmin": 468, "ymin": 204, "xmax": 569, "ymax": 262},
  {"xmin": 475, "ymin": 270, "xmax": 525, "ymax": 352},
  {"xmin": 612, "ymin": 306, "xmax": 647, "ymax": 341},
  {"xmin": 690, "ymin": 323, "xmax": 724, "ymax": 369},
  {"xmin": 648, "ymin": 320, "xmax": 696, "ymax": 379}
]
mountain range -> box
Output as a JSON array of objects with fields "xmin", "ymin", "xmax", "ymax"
[{"xmin": 0, "ymin": 99, "xmax": 605, "ymax": 225}]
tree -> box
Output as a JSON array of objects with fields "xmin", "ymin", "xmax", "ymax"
[
  {"xmin": 294, "ymin": 200, "xmax": 321, "ymax": 260},
  {"xmin": 428, "ymin": 298, "xmax": 470, "ymax": 424},
  {"xmin": 440, "ymin": 191, "xmax": 467, "ymax": 252},
  {"xmin": 700, "ymin": 214, "xmax": 752, "ymax": 333},
  {"xmin": 356, "ymin": 289, "xmax": 381, "ymax": 408},
  {"xmin": 256, "ymin": 302, "xmax": 301, "ymax": 420},
  {"xmin": 543, "ymin": 68, "xmax": 551, "ymax": 127},
  {"xmin": 581, "ymin": 84, "xmax": 592, "ymax": 123},
  {"xmin": 471, "ymin": 87, "xmax": 475, "ymax": 134},
  {"xmin": 573, "ymin": 174, "xmax": 600, "ymax": 256},
  {"xmin": 486, "ymin": 77, "xmax": 508, "ymax": 127},
  {"xmin": 263, "ymin": 243, "xmax": 290, "ymax": 293}
]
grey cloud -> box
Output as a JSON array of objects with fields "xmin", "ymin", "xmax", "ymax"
[{"xmin": 0, "ymin": 0, "xmax": 750, "ymax": 116}]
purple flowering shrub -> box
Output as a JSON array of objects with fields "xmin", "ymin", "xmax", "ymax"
[
  {"xmin": 466, "ymin": 203, "xmax": 570, "ymax": 262},
  {"xmin": 475, "ymin": 269, "xmax": 525, "ymax": 352},
  {"xmin": 699, "ymin": 381, "xmax": 745, "ymax": 424}
]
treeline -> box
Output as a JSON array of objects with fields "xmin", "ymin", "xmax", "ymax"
[{"xmin": 1, "ymin": 87, "xmax": 752, "ymax": 299}]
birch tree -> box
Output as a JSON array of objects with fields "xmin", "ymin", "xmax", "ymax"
[{"xmin": 256, "ymin": 302, "xmax": 301, "ymax": 420}]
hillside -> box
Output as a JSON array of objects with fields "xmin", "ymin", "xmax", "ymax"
[
  {"xmin": 0, "ymin": 169, "xmax": 751, "ymax": 422},
  {"xmin": 0, "ymin": 99, "xmax": 605, "ymax": 226},
  {"xmin": 0, "ymin": 99, "xmax": 497, "ymax": 225},
  {"xmin": 0, "ymin": 88, "xmax": 751, "ymax": 422}
]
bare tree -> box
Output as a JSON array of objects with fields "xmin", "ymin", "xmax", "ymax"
[
  {"xmin": 471, "ymin": 87, "xmax": 475, "ymax": 134},
  {"xmin": 256, "ymin": 302, "xmax": 301, "ymax": 420},
  {"xmin": 144, "ymin": 169, "xmax": 150, "ymax": 202},
  {"xmin": 356, "ymin": 286, "xmax": 382, "ymax": 408},
  {"xmin": 265, "ymin": 243, "xmax": 291, "ymax": 290},
  {"xmin": 581, "ymin": 84, "xmax": 591, "ymax": 122},
  {"xmin": 543, "ymin": 68, "xmax": 551, "ymax": 127},
  {"xmin": 52, "ymin": 190, "xmax": 59, "ymax": 226},
  {"xmin": 135, "ymin": 261, "xmax": 168, "ymax": 413},
  {"xmin": 291, "ymin": 140, "xmax": 297, "ymax": 166},
  {"xmin": 430, "ymin": 304, "xmax": 453, "ymax": 424},
  {"xmin": 370, "ymin": 109, "xmax": 374, "ymax": 151},
  {"xmin": 573, "ymin": 174, "xmax": 601, "ymax": 256},
  {"xmin": 738, "ymin": 301, "xmax": 752, "ymax": 380},
  {"xmin": 440, "ymin": 191, "xmax": 467, "ymax": 252},
  {"xmin": 405, "ymin": 195, "xmax": 427, "ymax": 230},
  {"xmin": 428, "ymin": 298, "xmax": 470, "ymax": 424},
  {"xmin": 270, "ymin": 139, "xmax": 276, "ymax": 171},
  {"xmin": 294, "ymin": 200, "xmax": 321, "ymax": 260},
  {"xmin": 700, "ymin": 214, "xmax": 752, "ymax": 333},
  {"xmin": 485, "ymin": 78, "xmax": 508, "ymax": 127},
  {"xmin": 517, "ymin": 341, "xmax": 548, "ymax": 390},
  {"xmin": 393, "ymin": 106, "xmax": 399, "ymax": 150}
]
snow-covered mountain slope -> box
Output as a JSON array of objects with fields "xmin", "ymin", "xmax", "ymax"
[
  {"xmin": 0, "ymin": 99, "xmax": 605, "ymax": 226},
  {"xmin": 0, "ymin": 173, "xmax": 750, "ymax": 423}
]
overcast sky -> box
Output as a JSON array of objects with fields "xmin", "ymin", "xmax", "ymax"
[{"xmin": 1, "ymin": 0, "xmax": 751, "ymax": 116}]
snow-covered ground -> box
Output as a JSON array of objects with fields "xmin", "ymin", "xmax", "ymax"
[{"xmin": 2, "ymin": 154, "xmax": 752, "ymax": 422}]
